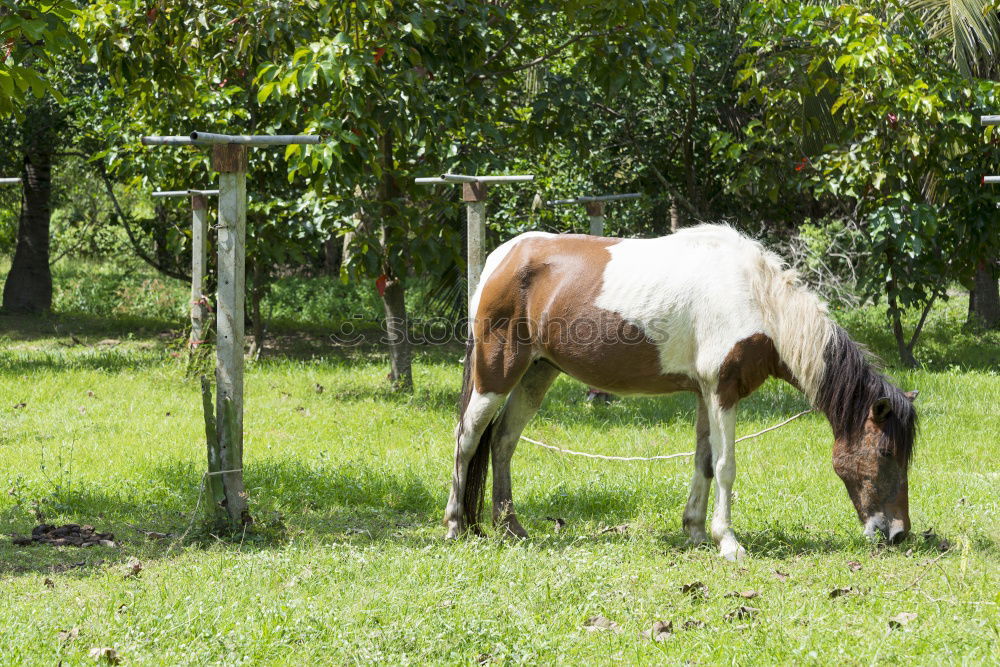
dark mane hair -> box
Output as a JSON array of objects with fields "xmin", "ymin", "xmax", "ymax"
[{"xmin": 815, "ymin": 326, "xmax": 917, "ymax": 465}]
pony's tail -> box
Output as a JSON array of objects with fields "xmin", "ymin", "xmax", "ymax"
[{"xmin": 457, "ymin": 335, "xmax": 500, "ymax": 534}]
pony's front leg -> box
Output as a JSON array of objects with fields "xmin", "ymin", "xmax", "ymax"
[
  {"xmin": 707, "ymin": 394, "xmax": 745, "ymax": 561},
  {"xmin": 682, "ymin": 396, "xmax": 712, "ymax": 545}
]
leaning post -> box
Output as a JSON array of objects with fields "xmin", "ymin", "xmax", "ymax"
[
  {"xmin": 152, "ymin": 188, "xmax": 219, "ymax": 348},
  {"xmin": 142, "ymin": 131, "xmax": 320, "ymax": 527},
  {"xmin": 190, "ymin": 193, "xmax": 210, "ymax": 347},
  {"xmin": 415, "ymin": 173, "xmax": 534, "ymax": 320},
  {"xmin": 585, "ymin": 201, "xmax": 605, "ymax": 236}
]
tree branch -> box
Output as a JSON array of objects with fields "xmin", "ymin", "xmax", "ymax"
[
  {"xmin": 471, "ymin": 29, "xmax": 620, "ymax": 81},
  {"xmin": 94, "ymin": 161, "xmax": 191, "ymax": 282},
  {"xmin": 906, "ymin": 292, "xmax": 936, "ymax": 353}
]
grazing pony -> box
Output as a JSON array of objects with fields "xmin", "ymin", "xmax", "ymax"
[{"xmin": 445, "ymin": 225, "xmax": 917, "ymax": 560}]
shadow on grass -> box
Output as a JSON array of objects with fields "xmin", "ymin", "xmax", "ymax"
[
  {"xmin": 0, "ymin": 312, "xmax": 179, "ymax": 341},
  {"xmin": 0, "ymin": 349, "xmax": 171, "ymax": 375},
  {"xmin": 12, "ymin": 455, "xmax": 980, "ymax": 579}
]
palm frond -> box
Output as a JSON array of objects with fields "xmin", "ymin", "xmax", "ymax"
[{"xmin": 909, "ymin": 0, "xmax": 1000, "ymax": 77}]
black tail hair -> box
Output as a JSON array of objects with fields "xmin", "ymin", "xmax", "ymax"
[{"xmin": 457, "ymin": 336, "xmax": 500, "ymax": 533}]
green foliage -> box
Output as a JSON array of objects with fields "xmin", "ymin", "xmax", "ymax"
[
  {"xmin": 51, "ymin": 260, "xmax": 188, "ymax": 322},
  {"xmin": 0, "ymin": 1, "xmax": 76, "ymax": 117},
  {"xmin": 723, "ymin": 0, "xmax": 1000, "ymax": 361},
  {"xmin": 257, "ymin": 1, "xmax": 680, "ymax": 278}
]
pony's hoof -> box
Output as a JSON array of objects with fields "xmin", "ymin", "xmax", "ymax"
[
  {"xmin": 686, "ymin": 534, "xmax": 708, "ymax": 547},
  {"xmin": 499, "ymin": 519, "xmax": 529, "ymax": 540},
  {"xmin": 444, "ymin": 520, "xmax": 463, "ymax": 540},
  {"xmin": 720, "ymin": 543, "xmax": 747, "ymax": 562}
]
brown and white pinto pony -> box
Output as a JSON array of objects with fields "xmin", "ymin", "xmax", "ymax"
[{"xmin": 445, "ymin": 225, "xmax": 917, "ymax": 560}]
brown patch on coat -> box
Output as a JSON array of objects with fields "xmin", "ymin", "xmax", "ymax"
[
  {"xmin": 717, "ymin": 334, "xmax": 799, "ymax": 410},
  {"xmin": 472, "ymin": 235, "xmax": 699, "ymax": 396}
]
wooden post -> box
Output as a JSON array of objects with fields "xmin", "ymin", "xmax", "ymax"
[
  {"xmin": 585, "ymin": 201, "xmax": 605, "ymax": 236},
  {"xmin": 211, "ymin": 144, "xmax": 249, "ymax": 526},
  {"xmin": 463, "ymin": 182, "xmax": 488, "ymax": 314},
  {"xmin": 414, "ymin": 173, "xmax": 532, "ymax": 321},
  {"xmin": 190, "ymin": 194, "xmax": 209, "ymax": 348}
]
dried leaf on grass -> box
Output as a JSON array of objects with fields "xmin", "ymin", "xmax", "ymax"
[
  {"xmin": 683, "ymin": 619, "xmax": 706, "ymax": 630},
  {"xmin": 724, "ymin": 606, "xmax": 760, "ymax": 622},
  {"xmin": 724, "ymin": 590, "xmax": 759, "ymax": 600},
  {"xmin": 545, "ymin": 517, "xmax": 566, "ymax": 533},
  {"xmin": 88, "ymin": 647, "xmax": 121, "ymax": 664},
  {"xmin": 773, "ymin": 570, "xmax": 789, "ymax": 582},
  {"xmin": 13, "ymin": 524, "xmax": 116, "ymax": 548},
  {"xmin": 57, "ymin": 627, "xmax": 79, "ymax": 643},
  {"xmin": 639, "ymin": 620, "xmax": 673, "ymax": 642},
  {"xmin": 888, "ymin": 612, "xmax": 917, "ymax": 629},
  {"xmin": 829, "ymin": 586, "xmax": 859, "ymax": 599},
  {"xmin": 123, "ymin": 558, "xmax": 143, "ymax": 579},
  {"xmin": 847, "ymin": 560, "xmax": 862, "ymax": 572},
  {"xmin": 583, "ymin": 615, "xmax": 621, "ymax": 633},
  {"xmin": 680, "ymin": 581, "xmax": 708, "ymax": 597},
  {"xmin": 598, "ymin": 524, "xmax": 628, "ymax": 536}
]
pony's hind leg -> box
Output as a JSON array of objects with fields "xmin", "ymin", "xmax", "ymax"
[
  {"xmin": 491, "ymin": 361, "xmax": 560, "ymax": 538},
  {"xmin": 682, "ymin": 396, "xmax": 712, "ymax": 545},
  {"xmin": 444, "ymin": 388, "xmax": 507, "ymax": 539}
]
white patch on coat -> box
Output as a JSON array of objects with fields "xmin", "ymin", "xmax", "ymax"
[
  {"xmin": 594, "ymin": 225, "xmax": 832, "ymax": 400},
  {"xmin": 469, "ymin": 231, "xmax": 554, "ymax": 320}
]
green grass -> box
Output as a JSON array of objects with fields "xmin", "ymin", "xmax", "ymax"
[{"xmin": 1, "ymin": 286, "xmax": 998, "ymax": 663}]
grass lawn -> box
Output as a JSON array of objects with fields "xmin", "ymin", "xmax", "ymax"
[{"xmin": 0, "ymin": 287, "xmax": 998, "ymax": 663}]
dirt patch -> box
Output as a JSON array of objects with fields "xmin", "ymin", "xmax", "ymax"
[{"xmin": 11, "ymin": 524, "xmax": 116, "ymax": 548}]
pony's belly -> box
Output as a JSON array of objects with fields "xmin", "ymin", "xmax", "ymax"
[{"xmin": 535, "ymin": 315, "xmax": 700, "ymax": 395}]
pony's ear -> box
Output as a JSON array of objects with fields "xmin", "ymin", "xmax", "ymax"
[
  {"xmin": 903, "ymin": 390, "xmax": 919, "ymax": 402},
  {"xmin": 871, "ymin": 397, "xmax": 893, "ymax": 423}
]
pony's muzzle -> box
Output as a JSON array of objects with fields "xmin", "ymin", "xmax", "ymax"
[{"xmin": 863, "ymin": 514, "xmax": 908, "ymax": 545}]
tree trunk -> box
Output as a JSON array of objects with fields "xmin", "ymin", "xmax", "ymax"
[
  {"xmin": 323, "ymin": 236, "xmax": 342, "ymax": 276},
  {"xmin": 247, "ymin": 259, "xmax": 266, "ymax": 359},
  {"xmin": 670, "ymin": 199, "xmax": 682, "ymax": 232},
  {"xmin": 683, "ymin": 67, "xmax": 698, "ymax": 214},
  {"xmin": 888, "ymin": 294, "xmax": 918, "ymax": 369},
  {"xmin": 381, "ymin": 274, "xmax": 412, "ymax": 391},
  {"xmin": 967, "ymin": 260, "xmax": 1000, "ymax": 329},
  {"xmin": 377, "ymin": 128, "xmax": 413, "ymax": 391},
  {"xmin": 2, "ymin": 152, "xmax": 53, "ymax": 314},
  {"xmin": 153, "ymin": 203, "xmax": 172, "ymax": 268}
]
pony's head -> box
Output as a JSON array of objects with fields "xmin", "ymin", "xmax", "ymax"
[
  {"xmin": 817, "ymin": 328, "xmax": 918, "ymax": 545},
  {"xmin": 831, "ymin": 388, "xmax": 918, "ymax": 544}
]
